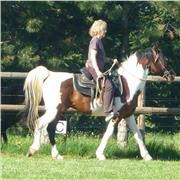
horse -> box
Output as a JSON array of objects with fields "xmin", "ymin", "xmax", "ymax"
[{"xmin": 22, "ymin": 45, "xmax": 175, "ymax": 160}]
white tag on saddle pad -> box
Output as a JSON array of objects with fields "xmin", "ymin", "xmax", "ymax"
[
  {"xmin": 90, "ymin": 98, "xmax": 104, "ymax": 116},
  {"xmin": 55, "ymin": 120, "xmax": 67, "ymax": 134}
]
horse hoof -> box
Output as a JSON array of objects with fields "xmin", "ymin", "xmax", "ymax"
[
  {"xmin": 143, "ymin": 154, "xmax": 153, "ymax": 161},
  {"xmin": 96, "ymin": 152, "xmax": 106, "ymax": 160},
  {"xmin": 27, "ymin": 148, "xmax": 37, "ymax": 157},
  {"xmin": 52, "ymin": 154, "xmax": 64, "ymax": 160}
]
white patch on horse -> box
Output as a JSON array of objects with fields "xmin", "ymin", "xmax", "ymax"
[
  {"xmin": 90, "ymin": 97, "xmax": 124, "ymax": 116},
  {"xmin": 43, "ymin": 72, "xmax": 73, "ymax": 110},
  {"xmin": 118, "ymin": 53, "xmax": 149, "ymax": 102},
  {"xmin": 114, "ymin": 97, "xmax": 124, "ymax": 112}
]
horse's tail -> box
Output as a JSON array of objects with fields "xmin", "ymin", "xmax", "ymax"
[{"xmin": 23, "ymin": 66, "xmax": 49, "ymax": 132}]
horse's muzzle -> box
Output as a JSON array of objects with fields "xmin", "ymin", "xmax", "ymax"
[{"xmin": 163, "ymin": 69, "xmax": 176, "ymax": 81}]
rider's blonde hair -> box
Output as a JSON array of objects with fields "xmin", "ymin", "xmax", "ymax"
[{"xmin": 89, "ymin": 20, "xmax": 107, "ymax": 37}]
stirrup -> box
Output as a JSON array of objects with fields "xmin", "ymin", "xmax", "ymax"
[{"xmin": 105, "ymin": 111, "xmax": 119, "ymax": 122}]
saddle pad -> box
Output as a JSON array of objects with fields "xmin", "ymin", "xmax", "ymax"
[
  {"xmin": 111, "ymin": 71, "xmax": 122, "ymax": 97},
  {"xmin": 73, "ymin": 74, "xmax": 92, "ymax": 97}
]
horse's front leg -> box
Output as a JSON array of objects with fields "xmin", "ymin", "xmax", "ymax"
[
  {"xmin": 126, "ymin": 115, "xmax": 152, "ymax": 161},
  {"xmin": 96, "ymin": 120, "xmax": 115, "ymax": 160}
]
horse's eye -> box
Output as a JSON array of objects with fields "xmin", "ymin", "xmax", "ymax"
[{"xmin": 164, "ymin": 57, "xmax": 168, "ymax": 62}]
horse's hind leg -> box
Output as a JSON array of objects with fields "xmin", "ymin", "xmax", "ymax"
[
  {"xmin": 126, "ymin": 115, "xmax": 152, "ymax": 161},
  {"xmin": 2, "ymin": 131, "xmax": 8, "ymax": 143},
  {"xmin": 27, "ymin": 108, "xmax": 58, "ymax": 157},
  {"xmin": 47, "ymin": 119, "xmax": 63, "ymax": 160}
]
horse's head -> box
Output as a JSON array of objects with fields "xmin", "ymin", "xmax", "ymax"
[
  {"xmin": 148, "ymin": 45, "xmax": 176, "ymax": 81},
  {"xmin": 137, "ymin": 45, "xmax": 176, "ymax": 81}
]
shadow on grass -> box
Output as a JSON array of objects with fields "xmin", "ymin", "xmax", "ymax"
[
  {"xmin": 106, "ymin": 140, "xmax": 180, "ymax": 161},
  {"xmin": 146, "ymin": 141, "xmax": 180, "ymax": 161}
]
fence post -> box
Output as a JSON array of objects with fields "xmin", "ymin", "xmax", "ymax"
[
  {"xmin": 137, "ymin": 89, "xmax": 146, "ymax": 141},
  {"xmin": 117, "ymin": 118, "xmax": 128, "ymax": 147}
]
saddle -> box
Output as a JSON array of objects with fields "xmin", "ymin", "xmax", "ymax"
[
  {"xmin": 73, "ymin": 68, "xmax": 96, "ymax": 97},
  {"xmin": 73, "ymin": 68, "xmax": 123, "ymax": 98}
]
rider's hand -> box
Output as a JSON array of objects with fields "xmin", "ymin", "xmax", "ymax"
[{"xmin": 113, "ymin": 58, "xmax": 118, "ymax": 65}]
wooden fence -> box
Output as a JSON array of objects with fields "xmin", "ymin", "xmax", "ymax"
[{"xmin": 1, "ymin": 72, "xmax": 180, "ymax": 131}]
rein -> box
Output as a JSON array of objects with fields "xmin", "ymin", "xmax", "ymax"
[
  {"xmin": 103, "ymin": 59, "xmax": 118, "ymax": 76},
  {"xmin": 121, "ymin": 64, "xmax": 148, "ymax": 82}
]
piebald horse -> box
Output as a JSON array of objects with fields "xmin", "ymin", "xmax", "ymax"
[{"xmin": 23, "ymin": 46, "xmax": 175, "ymax": 160}]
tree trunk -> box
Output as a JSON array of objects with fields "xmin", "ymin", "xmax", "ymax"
[
  {"xmin": 117, "ymin": 118, "xmax": 128, "ymax": 147},
  {"xmin": 121, "ymin": 3, "xmax": 129, "ymax": 58}
]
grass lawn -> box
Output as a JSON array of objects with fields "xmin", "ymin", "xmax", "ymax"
[
  {"xmin": 2, "ymin": 155, "xmax": 180, "ymax": 179},
  {"xmin": 1, "ymin": 132, "xmax": 180, "ymax": 179}
]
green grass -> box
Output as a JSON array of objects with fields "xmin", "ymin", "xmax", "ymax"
[
  {"xmin": 2, "ymin": 155, "xmax": 180, "ymax": 179},
  {"xmin": 1, "ymin": 132, "xmax": 180, "ymax": 179}
]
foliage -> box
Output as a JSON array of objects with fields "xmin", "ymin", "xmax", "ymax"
[
  {"xmin": 2, "ymin": 1, "xmax": 180, "ymax": 69},
  {"xmin": 26, "ymin": 18, "xmax": 43, "ymax": 33}
]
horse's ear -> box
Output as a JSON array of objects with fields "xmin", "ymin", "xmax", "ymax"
[{"xmin": 152, "ymin": 42, "xmax": 160, "ymax": 53}]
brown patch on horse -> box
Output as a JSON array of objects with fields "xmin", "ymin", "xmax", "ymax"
[
  {"xmin": 120, "ymin": 76, "xmax": 130, "ymax": 102},
  {"xmin": 137, "ymin": 49, "xmax": 154, "ymax": 69},
  {"xmin": 57, "ymin": 78, "xmax": 73, "ymax": 112},
  {"xmin": 114, "ymin": 90, "xmax": 141, "ymax": 125},
  {"xmin": 71, "ymin": 90, "xmax": 91, "ymax": 113},
  {"xmin": 58, "ymin": 78, "xmax": 91, "ymax": 113}
]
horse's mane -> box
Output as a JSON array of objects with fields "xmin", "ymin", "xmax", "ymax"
[
  {"xmin": 121, "ymin": 48, "xmax": 153, "ymax": 64},
  {"xmin": 136, "ymin": 48, "xmax": 153, "ymax": 62}
]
